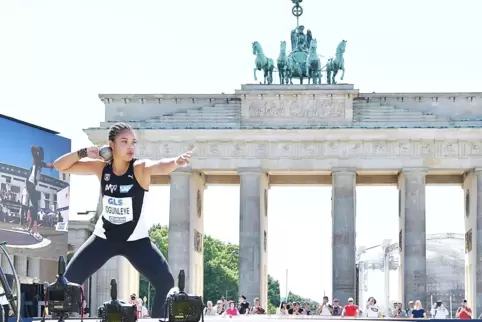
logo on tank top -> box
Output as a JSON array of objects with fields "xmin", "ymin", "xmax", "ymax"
[
  {"xmin": 102, "ymin": 196, "xmax": 133, "ymax": 224},
  {"xmin": 120, "ymin": 185, "xmax": 133, "ymax": 193},
  {"xmin": 105, "ymin": 184, "xmax": 117, "ymax": 193},
  {"xmin": 104, "ymin": 173, "xmax": 111, "ymax": 181}
]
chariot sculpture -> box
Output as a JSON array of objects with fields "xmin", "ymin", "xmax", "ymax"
[{"xmin": 252, "ymin": 0, "xmax": 347, "ymax": 85}]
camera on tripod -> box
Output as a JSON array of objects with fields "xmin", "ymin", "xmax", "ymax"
[
  {"xmin": 99, "ymin": 279, "xmax": 137, "ymax": 322},
  {"xmin": 46, "ymin": 256, "xmax": 83, "ymax": 319},
  {"xmin": 166, "ymin": 270, "xmax": 204, "ymax": 322}
]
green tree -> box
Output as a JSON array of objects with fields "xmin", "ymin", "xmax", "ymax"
[
  {"xmin": 268, "ymin": 275, "xmax": 281, "ymax": 308},
  {"xmin": 139, "ymin": 225, "xmax": 317, "ymax": 312}
]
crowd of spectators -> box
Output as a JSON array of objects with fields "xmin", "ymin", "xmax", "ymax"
[{"xmin": 202, "ymin": 295, "xmax": 474, "ymax": 319}]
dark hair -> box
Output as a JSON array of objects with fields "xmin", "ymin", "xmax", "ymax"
[
  {"xmin": 280, "ymin": 301, "xmax": 286, "ymax": 309},
  {"xmin": 108, "ymin": 123, "xmax": 132, "ymax": 142}
]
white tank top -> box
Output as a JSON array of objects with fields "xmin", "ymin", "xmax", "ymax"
[
  {"xmin": 320, "ymin": 305, "xmax": 332, "ymax": 316},
  {"xmin": 28, "ymin": 165, "xmax": 41, "ymax": 185}
]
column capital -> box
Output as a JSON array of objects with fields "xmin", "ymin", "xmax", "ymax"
[
  {"xmin": 237, "ymin": 167, "xmax": 266, "ymax": 175},
  {"xmin": 473, "ymin": 168, "xmax": 482, "ymax": 176},
  {"xmin": 401, "ymin": 167, "xmax": 428, "ymax": 175},
  {"xmin": 331, "ymin": 167, "xmax": 357, "ymax": 175},
  {"xmin": 170, "ymin": 167, "xmax": 194, "ymax": 176}
]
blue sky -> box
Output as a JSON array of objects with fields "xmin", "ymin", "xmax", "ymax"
[{"xmin": 0, "ymin": 116, "xmax": 71, "ymax": 178}]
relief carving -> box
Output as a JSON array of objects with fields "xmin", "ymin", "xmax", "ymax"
[
  {"xmin": 420, "ymin": 143, "xmax": 434, "ymax": 156},
  {"xmin": 264, "ymin": 189, "xmax": 268, "ymax": 216},
  {"xmin": 470, "ymin": 143, "xmax": 481, "ymax": 155},
  {"xmin": 141, "ymin": 139, "xmax": 482, "ymax": 160},
  {"xmin": 194, "ymin": 229, "xmax": 203, "ymax": 253},
  {"xmin": 263, "ymin": 230, "xmax": 267, "ymax": 253},
  {"xmin": 248, "ymin": 98, "xmax": 345, "ymax": 118},
  {"xmin": 465, "ymin": 229, "xmax": 472, "ymax": 253},
  {"xmin": 443, "ymin": 142, "xmax": 457, "ymax": 157},
  {"xmin": 196, "ymin": 189, "xmax": 202, "ymax": 218},
  {"xmin": 398, "ymin": 142, "xmax": 410, "ymax": 155}
]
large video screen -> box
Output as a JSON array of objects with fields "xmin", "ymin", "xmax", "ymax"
[{"xmin": 0, "ymin": 115, "xmax": 71, "ymax": 261}]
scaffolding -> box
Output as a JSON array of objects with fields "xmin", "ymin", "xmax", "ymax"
[{"xmin": 356, "ymin": 233, "xmax": 465, "ymax": 317}]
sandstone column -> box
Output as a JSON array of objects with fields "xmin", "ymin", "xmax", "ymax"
[
  {"xmin": 0, "ymin": 253, "xmax": 13, "ymax": 274},
  {"xmin": 28, "ymin": 257, "xmax": 41, "ymax": 280},
  {"xmin": 331, "ymin": 168, "xmax": 357, "ymax": 303},
  {"xmin": 168, "ymin": 169, "xmax": 205, "ymax": 295},
  {"xmin": 14, "ymin": 255, "xmax": 28, "ymax": 277},
  {"xmin": 238, "ymin": 168, "xmax": 269, "ymax": 307},
  {"xmin": 398, "ymin": 169, "xmax": 427, "ymax": 308},
  {"xmin": 463, "ymin": 169, "xmax": 482, "ymax": 316}
]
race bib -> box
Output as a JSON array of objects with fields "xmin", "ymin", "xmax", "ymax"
[{"xmin": 102, "ymin": 196, "xmax": 133, "ymax": 225}]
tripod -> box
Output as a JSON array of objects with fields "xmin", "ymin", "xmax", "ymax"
[{"xmin": 0, "ymin": 241, "xmax": 21, "ymax": 322}]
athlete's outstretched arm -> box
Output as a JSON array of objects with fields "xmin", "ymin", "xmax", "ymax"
[
  {"xmin": 144, "ymin": 150, "xmax": 193, "ymax": 175},
  {"xmin": 53, "ymin": 146, "xmax": 104, "ymax": 177},
  {"xmin": 41, "ymin": 162, "xmax": 54, "ymax": 169}
]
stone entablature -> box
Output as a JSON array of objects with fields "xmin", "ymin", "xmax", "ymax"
[
  {"xmin": 84, "ymin": 128, "xmax": 482, "ymax": 171},
  {"xmin": 98, "ymin": 85, "xmax": 482, "ymax": 127}
]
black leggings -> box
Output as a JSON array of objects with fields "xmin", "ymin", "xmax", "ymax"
[
  {"xmin": 26, "ymin": 181, "xmax": 39, "ymax": 222},
  {"xmin": 65, "ymin": 235, "xmax": 174, "ymax": 318}
]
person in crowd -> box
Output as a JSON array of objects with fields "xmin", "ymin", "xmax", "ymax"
[
  {"xmin": 54, "ymin": 123, "xmax": 192, "ymax": 318},
  {"xmin": 277, "ymin": 302, "xmax": 289, "ymax": 315},
  {"xmin": 203, "ymin": 301, "xmax": 217, "ymax": 315},
  {"xmin": 430, "ymin": 300, "xmax": 449, "ymax": 319},
  {"xmin": 302, "ymin": 302, "xmax": 312, "ymax": 315},
  {"xmin": 392, "ymin": 301, "xmax": 407, "ymax": 317},
  {"xmin": 406, "ymin": 300, "xmax": 414, "ymax": 316},
  {"xmin": 317, "ymin": 296, "xmax": 333, "ymax": 316},
  {"xmin": 286, "ymin": 302, "xmax": 292, "ymax": 311},
  {"xmin": 225, "ymin": 301, "xmax": 238, "ymax": 316},
  {"xmin": 250, "ymin": 297, "xmax": 265, "ymax": 314},
  {"xmin": 331, "ymin": 298, "xmax": 343, "ymax": 316},
  {"xmin": 129, "ymin": 293, "xmax": 143, "ymax": 318},
  {"xmin": 410, "ymin": 300, "xmax": 426, "ymax": 319},
  {"xmin": 456, "ymin": 300, "xmax": 472, "ymax": 319},
  {"xmin": 141, "ymin": 305, "xmax": 149, "ymax": 318},
  {"xmin": 27, "ymin": 146, "xmax": 54, "ymax": 240},
  {"xmin": 215, "ymin": 300, "xmax": 225, "ymax": 315},
  {"xmin": 342, "ymin": 297, "xmax": 359, "ymax": 317},
  {"xmin": 237, "ymin": 295, "xmax": 249, "ymax": 314},
  {"xmin": 288, "ymin": 301, "xmax": 303, "ymax": 315},
  {"xmin": 218, "ymin": 296, "xmax": 227, "ymax": 310},
  {"xmin": 81, "ymin": 300, "xmax": 90, "ymax": 318},
  {"xmin": 364, "ymin": 297, "xmax": 379, "ymax": 318}
]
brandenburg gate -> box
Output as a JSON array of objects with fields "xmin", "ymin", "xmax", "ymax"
[{"xmin": 84, "ymin": 84, "xmax": 482, "ymax": 314}]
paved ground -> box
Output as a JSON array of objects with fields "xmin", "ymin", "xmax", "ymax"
[{"xmin": 0, "ymin": 221, "xmax": 67, "ymax": 260}]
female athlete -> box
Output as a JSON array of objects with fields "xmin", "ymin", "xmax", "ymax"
[
  {"xmin": 27, "ymin": 146, "xmax": 54, "ymax": 239},
  {"xmin": 53, "ymin": 123, "xmax": 192, "ymax": 318}
]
